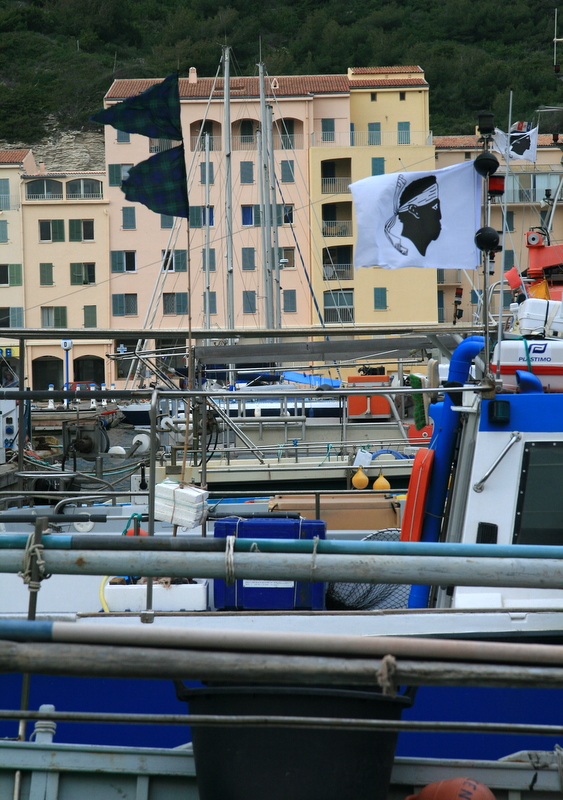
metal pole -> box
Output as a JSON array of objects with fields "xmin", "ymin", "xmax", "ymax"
[
  {"xmin": 223, "ymin": 46, "xmax": 234, "ymax": 330},
  {"xmin": 259, "ymin": 62, "xmax": 274, "ymax": 329}
]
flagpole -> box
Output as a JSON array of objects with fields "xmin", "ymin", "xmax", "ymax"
[{"xmin": 495, "ymin": 91, "xmax": 514, "ymax": 379}]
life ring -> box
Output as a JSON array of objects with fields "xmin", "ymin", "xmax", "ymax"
[{"xmin": 400, "ymin": 447, "xmax": 434, "ymax": 542}]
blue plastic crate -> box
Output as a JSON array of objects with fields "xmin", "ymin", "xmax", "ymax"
[{"xmin": 213, "ymin": 517, "xmax": 326, "ymax": 610}]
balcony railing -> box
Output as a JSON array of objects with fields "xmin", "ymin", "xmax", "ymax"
[
  {"xmin": 437, "ymin": 269, "xmax": 461, "ymax": 285},
  {"xmin": 25, "ymin": 193, "xmax": 64, "ymax": 201},
  {"xmin": 272, "ymin": 134, "xmax": 304, "ymax": 150},
  {"xmin": 321, "ymin": 177, "xmax": 351, "ymax": 194},
  {"xmin": 322, "ymin": 220, "xmax": 353, "ymax": 237},
  {"xmin": 66, "ymin": 191, "xmax": 104, "ymax": 200},
  {"xmin": 324, "ymin": 307, "xmax": 354, "ymax": 323},
  {"xmin": 190, "ymin": 136, "xmax": 222, "ymax": 152},
  {"xmin": 311, "ymin": 130, "xmax": 432, "ymax": 147},
  {"xmin": 323, "ymin": 263, "xmax": 353, "ymax": 280}
]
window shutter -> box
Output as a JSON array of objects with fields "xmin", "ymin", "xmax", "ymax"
[
  {"xmin": 373, "ymin": 287, "xmax": 387, "ymax": 310},
  {"xmin": 503, "ymin": 250, "xmax": 515, "ymax": 270},
  {"xmin": 176, "ymin": 292, "xmax": 188, "ymax": 314},
  {"xmin": 52, "ymin": 220, "xmax": 65, "ymax": 242},
  {"xmin": 283, "ymin": 289, "xmax": 296, "ymax": 312},
  {"xmin": 10, "ymin": 307, "xmax": 23, "ymax": 327},
  {"xmin": 70, "ymin": 263, "xmax": 84, "ymax": 285},
  {"xmin": 281, "ymin": 160, "xmax": 294, "ymax": 183},
  {"xmin": 240, "ymin": 161, "xmax": 254, "ymax": 183},
  {"xmin": 276, "ymin": 204, "xmax": 283, "ymax": 226},
  {"xmin": 253, "ymin": 205, "xmax": 261, "ymax": 226},
  {"xmin": 111, "ymin": 251, "xmax": 125, "ymax": 272},
  {"xmin": 161, "ymin": 214, "xmax": 174, "ymax": 229},
  {"xmin": 40, "ymin": 263, "xmax": 54, "ymax": 285},
  {"xmin": 69, "ymin": 219, "xmax": 82, "ymax": 242},
  {"xmin": 112, "ymin": 294, "xmax": 125, "ymax": 316},
  {"xmin": 109, "ymin": 164, "xmax": 122, "ymax": 186},
  {"xmin": 200, "ymin": 163, "xmax": 214, "ymax": 185},
  {"xmin": 54, "ymin": 306, "xmax": 67, "ymax": 327},
  {"xmin": 8, "ymin": 264, "xmax": 22, "ymax": 286},
  {"xmin": 122, "ymin": 207, "xmax": 136, "ymax": 229},
  {"xmin": 175, "ymin": 250, "xmax": 187, "ymax": 271},
  {"xmin": 84, "ymin": 305, "xmax": 97, "ymax": 327},
  {"xmin": 371, "ymin": 157, "xmax": 385, "ymax": 176},
  {"xmin": 0, "ymin": 220, "xmax": 7, "ymax": 243},
  {"xmin": 0, "ymin": 179, "xmax": 9, "ymax": 210},
  {"xmin": 242, "ymin": 248, "xmax": 255, "ymax": 270},
  {"xmin": 189, "ymin": 206, "xmax": 202, "ymax": 228}
]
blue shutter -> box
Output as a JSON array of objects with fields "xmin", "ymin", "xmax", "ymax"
[
  {"xmin": 322, "ymin": 118, "xmax": 335, "ymax": 142},
  {"xmin": 371, "ymin": 158, "xmax": 385, "ymax": 176},
  {"xmin": 189, "ymin": 206, "xmax": 203, "ymax": 228},
  {"xmin": 242, "ymin": 248, "xmax": 255, "ymax": 270},
  {"xmin": 175, "ymin": 292, "xmax": 188, "ymax": 314},
  {"xmin": 161, "ymin": 214, "xmax": 174, "ymax": 229},
  {"xmin": 116, "ymin": 130, "xmax": 130, "ymax": 143},
  {"xmin": 281, "ymin": 160, "xmax": 294, "ymax": 182},
  {"xmin": 111, "ymin": 251, "xmax": 125, "ymax": 272},
  {"xmin": 200, "ymin": 163, "xmax": 214, "ymax": 184},
  {"xmin": 368, "ymin": 122, "xmax": 381, "ymax": 145},
  {"xmin": 398, "ymin": 122, "xmax": 410, "ymax": 144},
  {"xmin": 0, "ymin": 179, "xmax": 9, "ymax": 210},
  {"xmin": 174, "ymin": 250, "xmax": 187, "ymax": 271},
  {"xmin": 40, "ymin": 263, "xmax": 54, "ymax": 285},
  {"xmin": 283, "ymin": 289, "xmax": 296, "ymax": 313},
  {"xmin": 69, "ymin": 219, "xmax": 82, "ymax": 241},
  {"xmin": 373, "ymin": 287, "xmax": 387, "ymax": 310},
  {"xmin": 51, "ymin": 220, "xmax": 65, "ymax": 241},
  {"xmin": 84, "ymin": 305, "xmax": 97, "ymax": 327},
  {"xmin": 503, "ymin": 250, "xmax": 515, "ymax": 270},
  {"xmin": 10, "ymin": 307, "xmax": 23, "ymax": 327},
  {"xmin": 108, "ymin": 164, "xmax": 122, "ymax": 186},
  {"xmin": 8, "ymin": 264, "xmax": 22, "ymax": 286}
]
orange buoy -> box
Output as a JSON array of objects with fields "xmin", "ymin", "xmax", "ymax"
[
  {"xmin": 125, "ymin": 527, "xmax": 149, "ymax": 536},
  {"xmin": 405, "ymin": 778, "xmax": 496, "ymax": 800},
  {"xmin": 400, "ymin": 446, "xmax": 434, "ymax": 542},
  {"xmin": 351, "ymin": 466, "xmax": 369, "ymax": 489}
]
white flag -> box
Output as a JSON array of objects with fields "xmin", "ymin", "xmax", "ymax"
[
  {"xmin": 350, "ymin": 161, "xmax": 482, "ymax": 270},
  {"xmin": 492, "ymin": 126, "xmax": 538, "ymax": 162}
]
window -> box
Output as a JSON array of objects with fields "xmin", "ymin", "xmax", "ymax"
[
  {"xmin": 189, "ymin": 206, "xmax": 214, "ymax": 227},
  {"xmin": 0, "ymin": 265, "xmax": 8, "ymax": 285},
  {"xmin": 200, "ymin": 162, "xmax": 215, "ymax": 185},
  {"xmin": 0, "ymin": 220, "xmax": 7, "ymax": 243},
  {"xmin": 503, "ymin": 250, "xmax": 515, "ymax": 270},
  {"xmin": 69, "ymin": 219, "xmax": 94, "ymax": 242},
  {"xmin": 163, "ymin": 292, "xmax": 188, "ymax": 315},
  {"xmin": 471, "ymin": 289, "xmax": 482, "ymax": 305},
  {"xmin": 41, "ymin": 306, "xmax": 67, "ymax": 327},
  {"xmin": 372, "ymin": 157, "xmax": 385, "ymax": 176},
  {"xmin": 112, "ymin": 294, "xmax": 138, "ymax": 316},
  {"xmin": 162, "ymin": 249, "xmax": 187, "ymax": 271},
  {"xmin": 503, "ymin": 290, "xmax": 512, "ymax": 309},
  {"xmin": 70, "ymin": 263, "xmax": 95, "ymax": 284},
  {"xmin": 202, "ymin": 249, "xmax": 216, "ymax": 271},
  {"xmin": 322, "ymin": 118, "xmax": 335, "ymax": 142},
  {"xmin": 242, "ymin": 248, "xmax": 256, "ymax": 270},
  {"xmin": 280, "ymin": 204, "xmax": 294, "ymax": 225},
  {"xmin": 399, "ymin": 91, "xmax": 406, "ymax": 101},
  {"xmin": 242, "ymin": 205, "xmax": 261, "ymax": 226},
  {"xmin": 438, "ymin": 289, "xmax": 445, "ymax": 323},
  {"xmin": 66, "ymin": 178, "xmax": 102, "ymax": 200},
  {"xmin": 368, "ymin": 122, "xmax": 381, "ymax": 146},
  {"xmin": 108, "ymin": 164, "xmax": 132, "ymax": 186},
  {"xmin": 323, "ymin": 290, "xmax": 354, "ymax": 323},
  {"xmin": 0, "ymin": 179, "xmax": 9, "ymax": 210},
  {"xmin": 373, "ymin": 287, "xmax": 387, "ymax": 310},
  {"xmin": 240, "ymin": 119, "xmax": 254, "ymax": 143},
  {"xmin": 279, "ymin": 247, "xmax": 295, "ymax": 268},
  {"xmin": 26, "ymin": 179, "xmax": 63, "ymax": 200},
  {"xmin": 40, "ymin": 263, "xmax": 54, "ymax": 286},
  {"xmin": 503, "ymin": 210, "xmax": 515, "ymax": 232},
  {"xmin": 84, "ymin": 305, "xmax": 97, "ymax": 327},
  {"xmin": 115, "ymin": 338, "xmax": 140, "ymax": 378},
  {"xmin": 243, "ymin": 290, "xmax": 257, "ymax": 314},
  {"xmin": 122, "ymin": 207, "xmax": 136, "ymax": 229},
  {"xmin": 240, "ymin": 161, "xmax": 254, "ymax": 184},
  {"xmin": 0, "ymin": 264, "xmax": 22, "ymax": 286},
  {"xmin": 161, "ymin": 214, "xmax": 174, "ymax": 229},
  {"xmin": 39, "ymin": 220, "xmax": 64, "ymax": 242},
  {"xmin": 370, "ymin": 92, "xmax": 377, "ymax": 102},
  {"xmin": 0, "ymin": 307, "xmax": 23, "ymax": 327},
  {"xmin": 283, "ymin": 289, "xmax": 297, "ymax": 313},
  {"xmin": 278, "ymin": 118, "xmax": 294, "ymax": 148},
  {"xmin": 281, "ymin": 160, "xmax": 294, "ymax": 183},
  {"xmin": 398, "ymin": 121, "xmax": 410, "ymax": 145},
  {"xmin": 204, "ymin": 291, "xmax": 217, "ymax": 315},
  {"xmin": 111, "ymin": 251, "xmax": 136, "ymax": 272},
  {"xmin": 116, "ymin": 130, "xmax": 130, "ymax": 143}
]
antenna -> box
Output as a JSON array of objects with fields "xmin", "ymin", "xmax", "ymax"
[{"xmin": 554, "ymin": 9, "xmax": 562, "ymax": 76}]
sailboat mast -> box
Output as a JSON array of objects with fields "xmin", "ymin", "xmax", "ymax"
[
  {"xmin": 223, "ymin": 46, "xmax": 235, "ymax": 329},
  {"xmin": 259, "ymin": 62, "xmax": 274, "ymax": 328},
  {"xmin": 268, "ymin": 103, "xmax": 282, "ymax": 329},
  {"xmin": 204, "ymin": 132, "xmax": 211, "ymax": 336}
]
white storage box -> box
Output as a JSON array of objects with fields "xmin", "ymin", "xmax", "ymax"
[
  {"xmin": 154, "ymin": 479, "xmax": 209, "ymax": 527},
  {"xmin": 517, "ymin": 298, "xmax": 563, "ymax": 336},
  {"xmin": 104, "ymin": 579, "xmax": 208, "ymax": 612},
  {"xmin": 491, "ymin": 338, "xmax": 563, "ymax": 392}
]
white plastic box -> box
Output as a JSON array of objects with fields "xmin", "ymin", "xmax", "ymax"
[
  {"xmin": 104, "ymin": 579, "xmax": 208, "ymax": 612},
  {"xmin": 517, "ymin": 298, "xmax": 563, "ymax": 336},
  {"xmin": 154, "ymin": 479, "xmax": 209, "ymax": 527},
  {"xmin": 491, "ymin": 338, "xmax": 563, "ymax": 392}
]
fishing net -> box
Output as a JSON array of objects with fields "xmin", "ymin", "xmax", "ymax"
[{"xmin": 326, "ymin": 528, "xmax": 411, "ymax": 610}]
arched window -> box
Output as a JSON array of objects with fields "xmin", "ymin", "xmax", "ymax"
[{"xmin": 25, "ymin": 180, "xmax": 63, "ymax": 200}]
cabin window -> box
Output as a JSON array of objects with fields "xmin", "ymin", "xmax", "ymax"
[{"xmin": 514, "ymin": 442, "xmax": 563, "ymax": 545}]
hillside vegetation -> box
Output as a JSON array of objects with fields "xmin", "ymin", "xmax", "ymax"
[{"xmin": 2, "ymin": 0, "xmax": 563, "ymax": 142}]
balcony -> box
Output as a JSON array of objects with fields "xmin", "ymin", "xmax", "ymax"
[
  {"xmin": 324, "ymin": 307, "xmax": 354, "ymax": 323},
  {"xmin": 321, "ymin": 177, "xmax": 351, "ymax": 194},
  {"xmin": 272, "ymin": 133, "xmax": 304, "ymax": 150},
  {"xmin": 323, "ymin": 263, "xmax": 353, "ymax": 280},
  {"xmin": 437, "ymin": 269, "xmax": 461, "ymax": 285},
  {"xmin": 190, "ymin": 136, "xmax": 222, "ymax": 152},
  {"xmin": 322, "ymin": 220, "xmax": 353, "ymax": 237},
  {"xmin": 66, "ymin": 191, "xmax": 104, "ymax": 200},
  {"xmin": 311, "ymin": 130, "xmax": 432, "ymax": 147}
]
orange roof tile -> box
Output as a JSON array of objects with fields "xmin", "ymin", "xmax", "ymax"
[
  {"xmin": 350, "ymin": 78, "xmax": 428, "ymax": 88},
  {"xmin": 351, "ymin": 66, "xmax": 423, "ymax": 74},
  {"xmin": 434, "ymin": 134, "xmax": 558, "ymax": 148},
  {"xmin": 0, "ymin": 150, "xmax": 30, "ymax": 164}
]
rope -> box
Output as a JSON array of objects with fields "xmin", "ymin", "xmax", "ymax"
[
  {"xmin": 225, "ymin": 535, "xmax": 236, "ymax": 585},
  {"xmin": 121, "ymin": 512, "xmax": 143, "ymax": 536},
  {"xmin": 18, "ymin": 533, "xmax": 50, "ymax": 593},
  {"xmin": 310, "ymin": 535, "xmax": 319, "ymax": 581},
  {"xmin": 29, "ymin": 719, "xmax": 57, "ymax": 741},
  {"xmin": 318, "ymin": 443, "xmax": 332, "ymax": 466},
  {"xmin": 377, "ymin": 654, "xmax": 397, "ymax": 697}
]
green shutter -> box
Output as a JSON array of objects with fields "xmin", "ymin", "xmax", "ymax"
[
  {"xmin": 374, "ymin": 287, "xmax": 387, "ymax": 310},
  {"xmin": 0, "ymin": 220, "xmax": 7, "ymax": 243},
  {"xmin": 112, "ymin": 294, "xmax": 125, "ymax": 316},
  {"xmin": 69, "ymin": 219, "xmax": 82, "ymax": 242},
  {"xmin": 276, "ymin": 204, "xmax": 283, "ymax": 225},
  {"xmin": 40, "ymin": 263, "xmax": 54, "ymax": 285},
  {"xmin": 84, "ymin": 305, "xmax": 97, "ymax": 328},
  {"xmin": 281, "ymin": 160, "xmax": 294, "ymax": 182},
  {"xmin": 111, "ymin": 251, "xmax": 125, "ymax": 272},
  {"xmin": 253, "ymin": 205, "xmax": 261, "ymax": 226},
  {"xmin": 109, "ymin": 164, "xmax": 122, "ymax": 186},
  {"xmin": 8, "ymin": 264, "xmax": 22, "ymax": 286},
  {"xmin": 51, "ymin": 219, "xmax": 65, "ymax": 242},
  {"xmin": 9, "ymin": 307, "xmax": 23, "ymax": 327},
  {"xmin": 371, "ymin": 157, "xmax": 385, "ymax": 176},
  {"xmin": 53, "ymin": 306, "xmax": 67, "ymax": 327},
  {"xmin": 175, "ymin": 250, "xmax": 187, "ymax": 271},
  {"xmin": 240, "ymin": 161, "xmax": 253, "ymax": 183},
  {"xmin": 176, "ymin": 292, "xmax": 188, "ymax": 314},
  {"xmin": 70, "ymin": 263, "xmax": 84, "ymax": 285},
  {"xmin": 189, "ymin": 206, "xmax": 202, "ymax": 228},
  {"xmin": 242, "ymin": 248, "xmax": 255, "ymax": 270},
  {"xmin": 122, "ymin": 207, "xmax": 136, "ymax": 229}
]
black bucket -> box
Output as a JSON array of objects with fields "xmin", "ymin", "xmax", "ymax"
[{"xmin": 176, "ymin": 684, "xmax": 412, "ymax": 800}]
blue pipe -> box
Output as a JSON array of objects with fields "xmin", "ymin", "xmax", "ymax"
[
  {"xmin": 516, "ymin": 370, "xmax": 543, "ymax": 394},
  {"xmin": 408, "ymin": 335, "xmax": 485, "ymax": 608}
]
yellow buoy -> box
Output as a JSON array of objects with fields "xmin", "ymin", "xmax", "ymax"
[
  {"xmin": 373, "ymin": 470, "xmax": 391, "ymax": 491},
  {"xmin": 351, "ymin": 466, "xmax": 370, "ymax": 489}
]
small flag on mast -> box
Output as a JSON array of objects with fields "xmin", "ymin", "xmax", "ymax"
[
  {"xmin": 492, "ymin": 124, "xmax": 538, "ymax": 163},
  {"xmin": 350, "ymin": 161, "xmax": 481, "ymax": 270}
]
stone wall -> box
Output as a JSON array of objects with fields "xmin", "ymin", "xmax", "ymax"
[{"xmin": 0, "ymin": 128, "xmax": 105, "ymax": 172}]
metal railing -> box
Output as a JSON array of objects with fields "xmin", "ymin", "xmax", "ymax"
[
  {"xmin": 322, "ymin": 220, "xmax": 353, "ymax": 237},
  {"xmin": 323, "ymin": 264, "xmax": 353, "ymax": 280},
  {"xmin": 321, "ymin": 177, "xmax": 351, "ymax": 194},
  {"xmin": 312, "ymin": 130, "xmax": 432, "ymax": 147}
]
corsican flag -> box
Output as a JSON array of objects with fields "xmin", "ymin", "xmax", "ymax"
[
  {"xmin": 350, "ymin": 161, "xmax": 482, "ymax": 270},
  {"xmin": 492, "ymin": 125, "xmax": 538, "ymax": 163}
]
